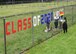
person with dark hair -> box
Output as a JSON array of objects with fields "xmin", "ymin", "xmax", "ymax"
[
  {"xmin": 64, "ymin": 17, "xmax": 67, "ymax": 22},
  {"xmin": 62, "ymin": 17, "xmax": 68, "ymax": 33}
]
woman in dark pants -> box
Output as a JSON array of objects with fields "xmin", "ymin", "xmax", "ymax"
[{"xmin": 54, "ymin": 19, "xmax": 58, "ymax": 28}]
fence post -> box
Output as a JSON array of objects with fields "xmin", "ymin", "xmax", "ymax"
[
  {"xmin": 54, "ymin": 0, "xmax": 55, "ymax": 6},
  {"xmin": 32, "ymin": 13, "xmax": 34, "ymax": 47},
  {"xmin": 3, "ymin": 17, "xmax": 7, "ymax": 54},
  {"xmin": 63, "ymin": 3, "xmax": 65, "ymax": 17},
  {"xmin": 67, "ymin": 0, "xmax": 68, "ymax": 6},
  {"xmin": 72, "ymin": 5, "xmax": 74, "ymax": 25}
]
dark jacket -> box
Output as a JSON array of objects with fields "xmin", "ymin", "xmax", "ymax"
[{"xmin": 63, "ymin": 22, "xmax": 67, "ymax": 29}]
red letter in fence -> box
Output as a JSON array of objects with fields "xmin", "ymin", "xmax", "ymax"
[
  {"xmin": 18, "ymin": 20, "xmax": 22, "ymax": 32},
  {"xmin": 12, "ymin": 21, "xmax": 16, "ymax": 33},
  {"xmin": 28, "ymin": 18, "xmax": 32, "ymax": 28},
  {"xmin": 23, "ymin": 18, "xmax": 27, "ymax": 30},
  {"xmin": 5, "ymin": 22, "xmax": 10, "ymax": 35}
]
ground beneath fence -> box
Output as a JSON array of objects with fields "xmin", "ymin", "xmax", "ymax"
[{"xmin": 24, "ymin": 24, "xmax": 76, "ymax": 54}]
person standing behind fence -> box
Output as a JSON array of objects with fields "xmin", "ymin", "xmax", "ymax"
[
  {"xmin": 62, "ymin": 17, "xmax": 68, "ymax": 33},
  {"xmin": 59, "ymin": 9, "xmax": 64, "ymax": 29},
  {"xmin": 54, "ymin": 15, "xmax": 59, "ymax": 29},
  {"xmin": 54, "ymin": 11, "xmax": 60, "ymax": 29},
  {"xmin": 60, "ymin": 9, "xmax": 64, "ymax": 19},
  {"xmin": 44, "ymin": 14, "xmax": 50, "ymax": 32}
]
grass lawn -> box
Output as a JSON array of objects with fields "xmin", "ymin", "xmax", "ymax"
[
  {"xmin": 25, "ymin": 24, "xmax": 76, "ymax": 54},
  {"xmin": 0, "ymin": 1, "xmax": 76, "ymax": 54},
  {"xmin": 0, "ymin": 1, "xmax": 76, "ymax": 17}
]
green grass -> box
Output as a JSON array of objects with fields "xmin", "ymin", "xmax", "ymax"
[
  {"xmin": 0, "ymin": 1, "xmax": 76, "ymax": 17},
  {"xmin": 0, "ymin": 2, "xmax": 76, "ymax": 54},
  {"xmin": 25, "ymin": 24, "xmax": 76, "ymax": 54}
]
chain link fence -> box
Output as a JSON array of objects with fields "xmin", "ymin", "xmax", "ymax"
[{"xmin": 0, "ymin": 1, "xmax": 76, "ymax": 54}]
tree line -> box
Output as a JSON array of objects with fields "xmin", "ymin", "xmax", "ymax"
[{"xmin": 0, "ymin": 0, "xmax": 53, "ymax": 4}]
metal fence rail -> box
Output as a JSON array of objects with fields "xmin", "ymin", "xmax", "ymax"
[{"xmin": 0, "ymin": 4, "xmax": 76, "ymax": 54}]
